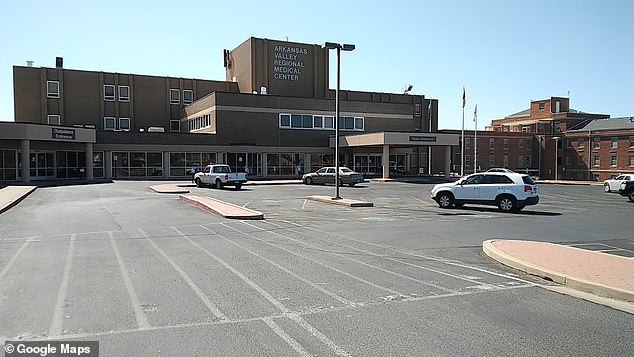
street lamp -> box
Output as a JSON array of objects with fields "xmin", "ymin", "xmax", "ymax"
[
  {"xmin": 324, "ymin": 41, "xmax": 355, "ymax": 199},
  {"xmin": 552, "ymin": 136, "xmax": 560, "ymax": 180}
]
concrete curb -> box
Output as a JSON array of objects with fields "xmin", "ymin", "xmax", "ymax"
[
  {"xmin": 306, "ymin": 195, "xmax": 373, "ymax": 207},
  {"xmin": 483, "ymin": 239, "xmax": 634, "ymax": 302},
  {"xmin": 179, "ymin": 195, "xmax": 264, "ymax": 219},
  {"xmin": 149, "ymin": 184, "xmax": 190, "ymax": 194},
  {"xmin": 0, "ymin": 186, "xmax": 37, "ymax": 214}
]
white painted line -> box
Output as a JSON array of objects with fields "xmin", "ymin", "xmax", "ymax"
[
  {"xmin": 172, "ymin": 226, "xmax": 289, "ymax": 313},
  {"xmin": 301, "ymin": 199, "xmax": 307, "ymax": 210},
  {"xmin": 242, "ymin": 199, "xmax": 253, "ymax": 208},
  {"xmin": 262, "ymin": 317, "xmax": 312, "ymax": 357},
  {"xmin": 199, "ymin": 225, "xmax": 354, "ymax": 307},
  {"xmin": 42, "ymin": 284, "xmax": 535, "ymax": 342},
  {"xmin": 234, "ymin": 222, "xmax": 406, "ymax": 296},
  {"xmin": 175, "ymin": 227, "xmax": 347, "ymax": 356},
  {"xmin": 0, "ymin": 236, "xmax": 35, "ymax": 281},
  {"xmin": 253, "ymin": 222, "xmax": 456, "ymax": 294},
  {"xmin": 139, "ymin": 228, "xmax": 228, "ymax": 321},
  {"xmin": 288, "ymin": 314, "xmax": 352, "ymax": 357},
  {"xmin": 49, "ymin": 235, "xmax": 74, "ymax": 337},
  {"xmin": 109, "ymin": 231, "xmax": 150, "ymax": 329},
  {"xmin": 300, "ymin": 224, "xmax": 536, "ymax": 286}
]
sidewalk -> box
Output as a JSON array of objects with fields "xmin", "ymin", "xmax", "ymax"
[
  {"xmin": 484, "ymin": 239, "xmax": 634, "ymax": 303},
  {"xmin": 0, "ymin": 185, "xmax": 37, "ymax": 214}
]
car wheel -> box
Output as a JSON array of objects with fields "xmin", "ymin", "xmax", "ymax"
[
  {"xmin": 437, "ymin": 192, "xmax": 453, "ymax": 209},
  {"xmin": 305, "ymin": 177, "xmax": 313, "ymax": 185},
  {"xmin": 215, "ymin": 179, "xmax": 223, "ymax": 189},
  {"xmin": 195, "ymin": 178, "xmax": 203, "ymax": 188},
  {"xmin": 604, "ymin": 183, "xmax": 611, "ymax": 193},
  {"xmin": 454, "ymin": 203, "xmax": 464, "ymax": 208},
  {"xmin": 349, "ymin": 183, "xmax": 355, "ymax": 187},
  {"xmin": 234, "ymin": 183, "xmax": 242, "ymax": 190},
  {"xmin": 497, "ymin": 196, "xmax": 516, "ymax": 212},
  {"xmin": 629, "ymin": 190, "xmax": 634, "ymax": 203}
]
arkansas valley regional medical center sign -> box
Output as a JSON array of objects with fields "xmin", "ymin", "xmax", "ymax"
[{"xmin": 271, "ymin": 44, "xmax": 310, "ymax": 82}]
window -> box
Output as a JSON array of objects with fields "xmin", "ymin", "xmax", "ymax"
[
  {"xmin": 525, "ymin": 156, "xmax": 531, "ymax": 166},
  {"xmin": 313, "ymin": 116, "xmax": 323, "ymax": 128},
  {"xmin": 538, "ymin": 102, "xmax": 545, "ymax": 110},
  {"xmin": 280, "ymin": 114, "xmax": 290, "ymax": 127},
  {"xmin": 354, "ymin": 117, "xmax": 364, "ymax": 130},
  {"xmin": 593, "ymin": 137, "xmax": 600, "ymax": 149},
  {"xmin": 611, "ymin": 137, "xmax": 618, "ymax": 149},
  {"xmin": 611, "ymin": 155, "xmax": 617, "ymax": 167},
  {"xmin": 47, "ymin": 115, "xmax": 60, "ymax": 125},
  {"xmin": 47, "ymin": 81, "xmax": 60, "ymax": 98},
  {"xmin": 170, "ymin": 120, "xmax": 180, "ymax": 132},
  {"xmin": 489, "ymin": 138, "xmax": 495, "ymax": 150},
  {"xmin": 518, "ymin": 156, "xmax": 524, "ymax": 167},
  {"xmin": 324, "ymin": 116, "xmax": 334, "ymax": 129},
  {"xmin": 170, "ymin": 89, "xmax": 180, "ymax": 104},
  {"xmin": 183, "ymin": 89, "xmax": 193, "ymax": 104},
  {"xmin": 465, "ymin": 138, "xmax": 471, "ymax": 150},
  {"xmin": 630, "ymin": 156, "xmax": 634, "ymax": 167},
  {"xmin": 291, "ymin": 114, "xmax": 302, "ymax": 128},
  {"xmin": 465, "ymin": 155, "xmax": 471, "ymax": 166},
  {"xmin": 593, "ymin": 154, "xmax": 600, "ymax": 166},
  {"xmin": 503, "ymin": 139, "xmax": 509, "ymax": 150},
  {"xmin": 118, "ymin": 86, "xmax": 130, "ymax": 102},
  {"xmin": 522, "ymin": 126, "xmax": 530, "ymax": 133},
  {"xmin": 119, "ymin": 118, "xmax": 130, "ymax": 131},
  {"xmin": 578, "ymin": 137, "xmax": 585, "ymax": 148},
  {"xmin": 503, "ymin": 155, "xmax": 509, "ymax": 167},
  {"xmin": 518, "ymin": 139, "xmax": 524, "ymax": 149},
  {"xmin": 104, "ymin": 85, "xmax": 115, "ymax": 101},
  {"xmin": 104, "ymin": 117, "xmax": 116, "ymax": 131},
  {"xmin": 630, "ymin": 136, "xmax": 634, "ymax": 148},
  {"xmin": 554, "ymin": 121, "xmax": 561, "ymax": 133},
  {"xmin": 302, "ymin": 114, "xmax": 313, "ymax": 128},
  {"xmin": 489, "ymin": 155, "xmax": 495, "ymax": 167}
]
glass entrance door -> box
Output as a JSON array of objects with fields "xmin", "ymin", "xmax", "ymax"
[{"xmin": 29, "ymin": 152, "xmax": 55, "ymax": 179}]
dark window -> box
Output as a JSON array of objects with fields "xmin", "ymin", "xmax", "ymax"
[
  {"xmin": 280, "ymin": 114, "xmax": 290, "ymax": 127},
  {"xmin": 302, "ymin": 114, "xmax": 313, "ymax": 128},
  {"xmin": 484, "ymin": 175, "xmax": 513, "ymax": 184},
  {"xmin": 522, "ymin": 175, "xmax": 536, "ymax": 185},
  {"xmin": 291, "ymin": 114, "xmax": 302, "ymax": 128}
]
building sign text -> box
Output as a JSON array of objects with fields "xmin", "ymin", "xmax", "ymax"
[
  {"xmin": 52, "ymin": 128, "xmax": 76, "ymax": 140},
  {"xmin": 273, "ymin": 45, "xmax": 308, "ymax": 81}
]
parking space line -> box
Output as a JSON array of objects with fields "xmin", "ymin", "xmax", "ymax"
[
  {"xmin": 199, "ymin": 225, "xmax": 354, "ymax": 307},
  {"xmin": 109, "ymin": 231, "xmax": 150, "ymax": 329},
  {"xmin": 222, "ymin": 222, "xmax": 406, "ymax": 297},
  {"xmin": 139, "ymin": 228, "xmax": 228, "ymax": 321},
  {"xmin": 243, "ymin": 221, "xmax": 457, "ymax": 294},
  {"xmin": 49, "ymin": 234, "xmax": 74, "ymax": 337},
  {"xmin": 173, "ymin": 226, "xmax": 352, "ymax": 357},
  {"xmin": 0, "ymin": 236, "xmax": 36, "ymax": 282},
  {"xmin": 262, "ymin": 317, "xmax": 312, "ymax": 357},
  {"xmin": 298, "ymin": 224, "xmax": 537, "ymax": 286}
]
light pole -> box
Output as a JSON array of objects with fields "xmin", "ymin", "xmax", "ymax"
[
  {"xmin": 552, "ymin": 136, "xmax": 560, "ymax": 180},
  {"xmin": 324, "ymin": 41, "xmax": 355, "ymax": 199}
]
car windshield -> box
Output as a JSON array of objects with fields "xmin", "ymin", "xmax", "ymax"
[{"xmin": 340, "ymin": 168, "xmax": 353, "ymax": 173}]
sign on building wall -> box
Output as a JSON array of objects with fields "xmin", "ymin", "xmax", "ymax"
[
  {"xmin": 272, "ymin": 45, "xmax": 308, "ymax": 82},
  {"xmin": 52, "ymin": 128, "xmax": 76, "ymax": 140}
]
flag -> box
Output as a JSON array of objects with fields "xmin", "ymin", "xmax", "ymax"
[
  {"xmin": 462, "ymin": 87, "xmax": 466, "ymax": 108},
  {"xmin": 473, "ymin": 104, "xmax": 477, "ymax": 122}
]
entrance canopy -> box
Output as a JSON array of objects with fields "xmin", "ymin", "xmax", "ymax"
[{"xmin": 331, "ymin": 131, "xmax": 459, "ymax": 148}]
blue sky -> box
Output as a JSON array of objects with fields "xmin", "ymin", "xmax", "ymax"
[{"xmin": 1, "ymin": 0, "xmax": 632, "ymax": 129}]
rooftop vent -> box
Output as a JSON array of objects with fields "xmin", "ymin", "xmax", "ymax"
[
  {"xmin": 55, "ymin": 56, "xmax": 63, "ymax": 68},
  {"xmin": 26, "ymin": 60, "xmax": 34, "ymax": 67}
]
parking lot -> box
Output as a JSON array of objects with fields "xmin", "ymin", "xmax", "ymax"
[{"xmin": 1, "ymin": 180, "xmax": 632, "ymax": 356}]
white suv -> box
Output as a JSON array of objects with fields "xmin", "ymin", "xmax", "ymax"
[{"xmin": 430, "ymin": 172, "xmax": 539, "ymax": 212}]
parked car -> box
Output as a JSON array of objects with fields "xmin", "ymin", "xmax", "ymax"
[
  {"xmin": 302, "ymin": 167, "xmax": 364, "ymax": 186},
  {"xmin": 618, "ymin": 180, "xmax": 634, "ymax": 202},
  {"xmin": 603, "ymin": 174, "xmax": 634, "ymax": 192},
  {"xmin": 430, "ymin": 172, "xmax": 539, "ymax": 212},
  {"xmin": 194, "ymin": 164, "xmax": 247, "ymax": 189},
  {"xmin": 486, "ymin": 168, "xmax": 515, "ymax": 173}
]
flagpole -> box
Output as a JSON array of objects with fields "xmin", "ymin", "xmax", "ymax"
[
  {"xmin": 474, "ymin": 104, "xmax": 478, "ymax": 174},
  {"xmin": 461, "ymin": 87, "xmax": 465, "ymax": 177}
]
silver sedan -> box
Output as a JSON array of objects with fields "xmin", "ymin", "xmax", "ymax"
[{"xmin": 302, "ymin": 167, "xmax": 364, "ymax": 186}]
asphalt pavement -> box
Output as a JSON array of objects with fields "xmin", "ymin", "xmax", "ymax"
[{"xmin": 1, "ymin": 180, "xmax": 632, "ymax": 305}]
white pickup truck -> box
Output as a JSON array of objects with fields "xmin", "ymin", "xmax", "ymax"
[{"xmin": 194, "ymin": 164, "xmax": 247, "ymax": 190}]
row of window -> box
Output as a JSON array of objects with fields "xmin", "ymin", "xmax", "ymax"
[
  {"xmin": 464, "ymin": 138, "xmax": 533, "ymax": 150},
  {"xmin": 187, "ymin": 114, "xmax": 211, "ymax": 132},
  {"xmin": 464, "ymin": 155, "xmax": 533, "ymax": 168},
  {"xmin": 170, "ymin": 89, "xmax": 193, "ymax": 105},
  {"xmin": 104, "ymin": 117, "xmax": 131, "ymax": 131},
  {"xmin": 279, "ymin": 113, "xmax": 364, "ymax": 131},
  {"xmin": 46, "ymin": 81, "xmax": 195, "ymax": 105},
  {"xmin": 573, "ymin": 136, "xmax": 634, "ymax": 149}
]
